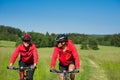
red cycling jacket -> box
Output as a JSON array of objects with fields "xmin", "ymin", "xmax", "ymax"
[
  {"xmin": 50, "ymin": 40, "xmax": 80, "ymax": 69},
  {"xmin": 10, "ymin": 43, "xmax": 38, "ymax": 64}
]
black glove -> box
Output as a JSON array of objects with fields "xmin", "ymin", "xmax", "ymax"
[
  {"xmin": 50, "ymin": 68, "xmax": 55, "ymax": 72},
  {"xmin": 74, "ymin": 69, "xmax": 79, "ymax": 73}
]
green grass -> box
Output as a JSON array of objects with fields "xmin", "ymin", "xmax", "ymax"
[
  {"xmin": 0, "ymin": 40, "xmax": 16, "ymax": 47},
  {"xmin": 77, "ymin": 45, "xmax": 120, "ymax": 80},
  {"xmin": 0, "ymin": 41, "xmax": 120, "ymax": 80}
]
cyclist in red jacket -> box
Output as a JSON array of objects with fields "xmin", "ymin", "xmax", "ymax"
[
  {"xmin": 50, "ymin": 34, "xmax": 80, "ymax": 80},
  {"xmin": 8, "ymin": 33, "xmax": 38, "ymax": 80}
]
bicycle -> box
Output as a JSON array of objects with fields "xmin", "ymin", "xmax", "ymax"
[
  {"xmin": 7, "ymin": 66, "xmax": 36, "ymax": 80},
  {"xmin": 50, "ymin": 69, "xmax": 79, "ymax": 80}
]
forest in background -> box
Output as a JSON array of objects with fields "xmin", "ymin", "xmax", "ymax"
[{"xmin": 0, "ymin": 25, "xmax": 120, "ymax": 48}]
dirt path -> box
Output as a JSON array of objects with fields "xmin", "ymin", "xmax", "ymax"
[{"xmin": 88, "ymin": 58, "xmax": 108, "ymax": 80}]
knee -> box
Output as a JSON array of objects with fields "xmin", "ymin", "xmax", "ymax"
[
  {"xmin": 69, "ymin": 64, "xmax": 75, "ymax": 71},
  {"xmin": 59, "ymin": 74, "xmax": 64, "ymax": 80}
]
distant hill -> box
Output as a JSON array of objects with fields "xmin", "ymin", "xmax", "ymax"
[
  {"xmin": 0, "ymin": 25, "xmax": 23, "ymax": 41},
  {"xmin": 0, "ymin": 25, "xmax": 120, "ymax": 47}
]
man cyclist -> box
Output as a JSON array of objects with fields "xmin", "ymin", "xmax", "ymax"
[
  {"xmin": 8, "ymin": 33, "xmax": 38, "ymax": 80},
  {"xmin": 50, "ymin": 34, "xmax": 80, "ymax": 80}
]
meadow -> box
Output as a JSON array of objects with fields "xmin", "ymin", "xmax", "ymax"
[{"xmin": 0, "ymin": 41, "xmax": 120, "ymax": 80}]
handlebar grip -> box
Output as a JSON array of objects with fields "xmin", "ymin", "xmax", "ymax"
[
  {"xmin": 7, "ymin": 66, "xmax": 9, "ymax": 69},
  {"xmin": 50, "ymin": 69, "xmax": 52, "ymax": 72},
  {"xmin": 73, "ymin": 69, "xmax": 79, "ymax": 73}
]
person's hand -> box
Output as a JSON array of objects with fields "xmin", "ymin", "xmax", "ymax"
[
  {"xmin": 30, "ymin": 65, "xmax": 36, "ymax": 69},
  {"xmin": 50, "ymin": 68, "xmax": 55, "ymax": 72},
  {"xmin": 8, "ymin": 63, "xmax": 14, "ymax": 69},
  {"xmin": 74, "ymin": 69, "xmax": 79, "ymax": 73},
  {"xmin": 8, "ymin": 65, "xmax": 14, "ymax": 69}
]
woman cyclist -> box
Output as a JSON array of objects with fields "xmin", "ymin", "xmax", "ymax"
[{"xmin": 8, "ymin": 33, "xmax": 38, "ymax": 80}]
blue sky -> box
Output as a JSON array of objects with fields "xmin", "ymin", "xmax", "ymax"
[{"xmin": 0, "ymin": 0, "xmax": 120, "ymax": 34}]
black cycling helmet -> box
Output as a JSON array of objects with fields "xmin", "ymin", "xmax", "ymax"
[
  {"xmin": 55, "ymin": 34, "xmax": 68, "ymax": 42},
  {"xmin": 21, "ymin": 33, "xmax": 32, "ymax": 41}
]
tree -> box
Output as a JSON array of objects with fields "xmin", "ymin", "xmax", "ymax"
[
  {"xmin": 88, "ymin": 38, "xmax": 99, "ymax": 50},
  {"xmin": 80, "ymin": 34, "xmax": 88, "ymax": 50},
  {"xmin": 111, "ymin": 34, "xmax": 120, "ymax": 47},
  {"xmin": 81, "ymin": 41, "xmax": 88, "ymax": 50}
]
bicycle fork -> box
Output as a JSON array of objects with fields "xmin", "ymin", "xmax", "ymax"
[
  {"xmin": 20, "ymin": 71, "xmax": 28, "ymax": 80},
  {"xmin": 63, "ymin": 73, "xmax": 69, "ymax": 80}
]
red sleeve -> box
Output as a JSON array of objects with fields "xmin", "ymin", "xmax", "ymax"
[
  {"xmin": 50, "ymin": 47, "xmax": 58, "ymax": 68},
  {"xmin": 10, "ymin": 45, "xmax": 20, "ymax": 64},
  {"xmin": 33, "ymin": 44, "xmax": 38, "ymax": 64},
  {"xmin": 69, "ymin": 41, "xmax": 80, "ymax": 69}
]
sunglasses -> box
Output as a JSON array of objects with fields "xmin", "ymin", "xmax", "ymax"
[
  {"xmin": 57, "ymin": 41, "xmax": 64, "ymax": 43},
  {"xmin": 23, "ymin": 40, "xmax": 30, "ymax": 42}
]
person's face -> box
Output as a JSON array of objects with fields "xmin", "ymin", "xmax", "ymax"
[
  {"xmin": 23, "ymin": 40, "xmax": 30, "ymax": 47},
  {"xmin": 57, "ymin": 41, "xmax": 66, "ymax": 48}
]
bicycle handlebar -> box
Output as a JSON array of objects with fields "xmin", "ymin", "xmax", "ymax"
[
  {"xmin": 7, "ymin": 66, "xmax": 36, "ymax": 70},
  {"xmin": 7, "ymin": 66, "xmax": 19, "ymax": 70},
  {"xmin": 50, "ymin": 69, "xmax": 79, "ymax": 73}
]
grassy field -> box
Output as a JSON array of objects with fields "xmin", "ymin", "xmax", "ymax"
[{"xmin": 0, "ymin": 40, "xmax": 120, "ymax": 80}]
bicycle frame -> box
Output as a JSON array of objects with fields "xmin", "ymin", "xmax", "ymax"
[
  {"xmin": 63, "ymin": 70, "xmax": 71, "ymax": 80},
  {"xmin": 7, "ymin": 66, "xmax": 35, "ymax": 80}
]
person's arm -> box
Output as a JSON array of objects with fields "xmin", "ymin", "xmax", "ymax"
[
  {"xmin": 50, "ymin": 47, "xmax": 58, "ymax": 68},
  {"xmin": 33, "ymin": 44, "xmax": 38, "ymax": 66},
  {"xmin": 71, "ymin": 44, "xmax": 80, "ymax": 69},
  {"xmin": 9, "ymin": 45, "xmax": 20, "ymax": 66}
]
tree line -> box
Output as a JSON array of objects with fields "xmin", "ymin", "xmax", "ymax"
[{"xmin": 0, "ymin": 25, "xmax": 120, "ymax": 49}]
